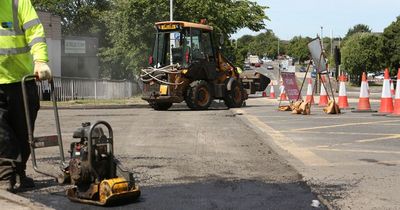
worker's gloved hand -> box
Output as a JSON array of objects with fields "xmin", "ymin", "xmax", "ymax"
[{"xmin": 34, "ymin": 61, "xmax": 52, "ymax": 81}]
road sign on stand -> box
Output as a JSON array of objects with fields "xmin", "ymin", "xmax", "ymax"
[{"xmin": 281, "ymin": 72, "xmax": 301, "ymax": 101}]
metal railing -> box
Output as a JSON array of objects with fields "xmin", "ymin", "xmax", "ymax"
[{"xmin": 36, "ymin": 76, "xmax": 141, "ymax": 101}]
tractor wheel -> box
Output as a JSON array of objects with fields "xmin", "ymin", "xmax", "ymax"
[
  {"xmin": 184, "ymin": 87, "xmax": 196, "ymax": 109},
  {"xmin": 150, "ymin": 102, "xmax": 173, "ymax": 111},
  {"xmin": 224, "ymin": 80, "xmax": 244, "ymax": 108},
  {"xmin": 187, "ymin": 80, "xmax": 213, "ymax": 110}
]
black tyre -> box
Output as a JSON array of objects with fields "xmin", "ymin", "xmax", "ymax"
[
  {"xmin": 184, "ymin": 87, "xmax": 196, "ymax": 109},
  {"xmin": 224, "ymin": 80, "xmax": 244, "ymax": 108},
  {"xmin": 186, "ymin": 80, "xmax": 213, "ymax": 110},
  {"xmin": 150, "ymin": 102, "xmax": 173, "ymax": 111}
]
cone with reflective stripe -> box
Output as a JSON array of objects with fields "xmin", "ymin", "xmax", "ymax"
[
  {"xmin": 378, "ymin": 68, "xmax": 394, "ymax": 114},
  {"xmin": 269, "ymin": 82, "xmax": 276, "ymax": 99},
  {"xmin": 318, "ymin": 76, "xmax": 329, "ymax": 106},
  {"xmin": 391, "ymin": 68, "xmax": 400, "ymax": 116},
  {"xmin": 305, "ymin": 78, "xmax": 314, "ymax": 104},
  {"xmin": 279, "ymin": 83, "xmax": 287, "ymax": 101},
  {"xmin": 352, "ymin": 72, "xmax": 376, "ymax": 113},
  {"xmin": 338, "ymin": 74, "xmax": 349, "ymax": 108},
  {"xmin": 390, "ymin": 80, "xmax": 395, "ymax": 96}
]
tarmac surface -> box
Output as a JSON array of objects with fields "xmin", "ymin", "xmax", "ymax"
[
  {"xmin": 234, "ymin": 97, "xmax": 400, "ymax": 209},
  {"xmin": 2, "ymin": 63, "xmax": 396, "ymax": 209},
  {"xmin": 4, "ymin": 103, "xmax": 325, "ymax": 210}
]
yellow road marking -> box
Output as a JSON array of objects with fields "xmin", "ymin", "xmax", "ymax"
[
  {"xmin": 313, "ymin": 147, "xmax": 400, "ymax": 155},
  {"xmin": 235, "ymin": 109, "xmax": 330, "ymax": 166},
  {"xmin": 292, "ymin": 119, "xmax": 400, "ymax": 131},
  {"xmin": 356, "ymin": 134, "xmax": 400, "ymax": 143},
  {"xmin": 283, "ymin": 130, "xmax": 398, "ymax": 136}
]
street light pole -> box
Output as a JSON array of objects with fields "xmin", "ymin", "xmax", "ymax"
[
  {"xmin": 320, "ymin": 26, "xmax": 324, "ymax": 50},
  {"xmin": 170, "ymin": 0, "xmax": 173, "ymax": 21},
  {"xmin": 330, "ymin": 29, "xmax": 333, "ymax": 57},
  {"xmin": 169, "ymin": 0, "xmax": 173, "ymax": 65}
]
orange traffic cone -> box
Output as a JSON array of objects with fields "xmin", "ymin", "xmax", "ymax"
[
  {"xmin": 269, "ymin": 82, "xmax": 276, "ymax": 99},
  {"xmin": 318, "ymin": 76, "xmax": 329, "ymax": 106},
  {"xmin": 353, "ymin": 72, "xmax": 376, "ymax": 112},
  {"xmin": 305, "ymin": 78, "xmax": 314, "ymax": 104},
  {"xmin": 390, "ymin": 80, "xmax": 395, "ymax": 97},
  {"xmin": 338, "ymin": 74, "xmax": 349, "ymax": 108},
  {"xmin": 262, "ymin": 89, "xmax": 267, "ymax": 97},
  {"xmin": 391, "ymin": 68, "xmax": 400, "ymax": 116},
  {"xmin": 378, "ymin": 68, "xmax": 394, "ymax": 114},
  {"xmin": 279, "ymin": 83, "xmax": 287, "ymax": 101}
]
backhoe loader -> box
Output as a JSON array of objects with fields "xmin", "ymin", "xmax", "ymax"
[{"xmin": 141, "ymin": 21, "xmax": 247, "ymax": 110}]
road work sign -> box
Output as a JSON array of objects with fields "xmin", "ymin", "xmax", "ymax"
[{"xmin": 281, "ymin": 72, "xmax": 301, "ymax": 101}]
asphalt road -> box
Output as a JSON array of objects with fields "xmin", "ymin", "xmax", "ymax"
[
  {"xmin": 234, "ymin": 97, "xmax": 400, "ymax": 209},
  {"xmin": 19, "ymin": 103, "xmax": 324, "ymax": 210}
]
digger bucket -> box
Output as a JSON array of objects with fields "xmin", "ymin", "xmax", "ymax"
[{"xmin": 22, "ymin": 75, "xmax": 68, "ymax": 182}]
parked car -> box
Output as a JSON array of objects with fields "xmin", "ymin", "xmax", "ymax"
[
  {"xmin": 311, "ymin": 69, "xmax": 317, "ymax": 78},
  {"xmin": 267, "ymin": 65, "xmax": 274, "ymax": 70},
  {"xmin": 299, "ymin": 66, "xmax": 307, "ymax": 72},
  {"xmin": 255, "ymin": 63, "xmax": 261, "ymax": 67}
]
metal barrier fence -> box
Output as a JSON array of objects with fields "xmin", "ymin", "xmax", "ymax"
[{"xmin": 36, "ymin": 77, "xmax": 141, "ymax": 101}]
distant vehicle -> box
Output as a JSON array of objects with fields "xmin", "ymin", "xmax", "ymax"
[
  {"xmin": 311, "ymin": 69, "xmax": 317, "ymax": 78},
  {"xmin": 299, "ymin": 66, "xmax": 307, "ymax": 72},
  {"xmin": 267, "ymin": 65, "xmax": 274, "ymax": 70},
  {"xmin": 255, "ymin": 63, "xmax": 261, "ymax": 67},
  {"xmin": 249, "ymin": 55, "xmax": 259, "ymax": 66},
  {"xmin": 262, "ymin": 57, "xmax": 272, "ymax": 63},
  {"xmin": 367, "ymin": 72, "xmax": 375, "ymax": 77},
  {"xmin": 244, "ymin": 63, "xmax": 251, "ymax": 70},
  {"xmin": 375, "ymin": 74, "xmax": 384, "ymax": 80}
]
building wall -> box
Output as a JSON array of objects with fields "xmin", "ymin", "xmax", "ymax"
[
  {"xmin": 61, "ymin": 36, "xmax": 99, "ymax": 78},
  {"xmin": 37, "ymin": 12, "xmax": 62, "ymax": 77}
]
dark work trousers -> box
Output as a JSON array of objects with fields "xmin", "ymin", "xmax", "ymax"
[{"xmin": 0, "ymin": 80, "xmax": 39, "ymax": 181}]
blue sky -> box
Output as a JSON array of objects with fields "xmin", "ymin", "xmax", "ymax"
[{"xmin": 232, "ymin": 0, "xmax": 400, "ymax": 40}]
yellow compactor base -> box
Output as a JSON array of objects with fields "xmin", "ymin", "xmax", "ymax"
[{"xmin": 66, "ymin": 177, "xmax": 140, "ymax": 206}]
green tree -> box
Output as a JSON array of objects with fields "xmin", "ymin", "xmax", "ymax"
[
  {"xmin": 382, "ymin": 16, "xmax": 400, "ymax": 74},
  {"xmin": 341, "ymin": 33, "xmax": 384, "ymax": 85},
  {"xmin": 32, "ymin": 0, "xmax": 110, "ymax": 36},
  {"xmin": 234, "ymin": 30, "xmax": 280, "ymax": 66},
  {"xmin": 100, "ymin": 0, "xmax": 268, "ymax": 79},
  {"xmin": 287, "ymin": 36, "xmax": 311, "ymax": 63},
  {"xmin": 344, "ymin": 24, "xmax": 371, "ymax": 40}
]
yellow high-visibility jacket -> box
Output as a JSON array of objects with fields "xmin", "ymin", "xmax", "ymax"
[{"xmin": 0, "ymin": 0, "xmax": 48, "ymax": 84}]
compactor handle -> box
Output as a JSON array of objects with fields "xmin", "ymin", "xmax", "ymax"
[{"xmin": 22, "ymin": 75, "xmax": 66, "ymax": 178}]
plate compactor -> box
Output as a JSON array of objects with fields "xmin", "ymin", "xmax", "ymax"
[{"xmin": 22, "ymin": 75, "xmax": 140, "ymax": 206}]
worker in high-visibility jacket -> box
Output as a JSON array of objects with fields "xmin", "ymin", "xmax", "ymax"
[{"xmin": 0, "ymin": 0, "xmax": 52, "ymax": 192}]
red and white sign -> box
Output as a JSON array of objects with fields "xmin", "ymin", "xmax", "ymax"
[{"xmin": 281, "ymin": 72, "xmax": 301, "ymax": 101}]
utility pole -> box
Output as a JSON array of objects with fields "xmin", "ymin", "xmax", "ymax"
[
  {"xmin": 170, "ymin": 0, "xmax": 173, "ymax": 21},
  {"xmin": 320, "ymin": 26, "xmax": 324, "ymax": 50},
  {"xmin": 169, "ymin": 0, "xmax": 173, "ymax": 65},
  {"xmin": 330, "ymin": 29, "xmax": 333, "ymax": 57}
]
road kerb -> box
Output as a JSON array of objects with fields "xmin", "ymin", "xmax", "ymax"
[{"xmin": 0, "ymin": 189, "xmax": 53, "ymax": 210}]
